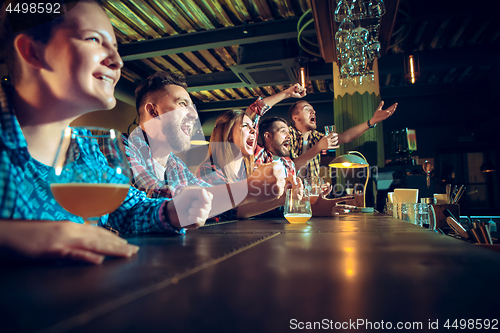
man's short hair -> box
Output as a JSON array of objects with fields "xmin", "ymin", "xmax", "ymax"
[
  {"xmin": 259, "ymin": 117, "xmax": 288, "ymax": 143},
  {"xmin": 135, "ymin": 71, "xmax": 188, "ymax": 113},
  {"xmin": 287, "ymin": 100, "xmax": 307, "ymax": 127}
]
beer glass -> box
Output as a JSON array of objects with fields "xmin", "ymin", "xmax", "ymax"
[
  {"xmin": 50, "ymin": 127, "xmax": 132, "ymax": 226},
  {"xmin": 284, "ymin": 188, "xmax": 312, "ymax": 224},
  {"xmin": 324, "ymin": 125, "xmax": 339, "ymax": 154},
  {"xmin": 304, "ymin": 176, "xmax": 324, "ymax": 205}
]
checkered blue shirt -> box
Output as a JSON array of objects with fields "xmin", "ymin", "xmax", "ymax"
[{"xmin": 0, "ymin": 82, "xmax": 183, "ymax": 236}]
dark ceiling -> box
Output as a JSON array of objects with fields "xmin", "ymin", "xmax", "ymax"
[{"xmin": 109, "ymin": 0, "xmax": 500, "ymax": 114}]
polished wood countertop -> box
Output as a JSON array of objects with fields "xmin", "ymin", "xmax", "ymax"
[{"xmin": 1, "ymin": 213, "xmax": 499, "ymax": 332}]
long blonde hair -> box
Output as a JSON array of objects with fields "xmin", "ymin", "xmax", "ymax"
[{"xmin": 200, "ymin": 109, "xmax": 254, "ymax": 182}]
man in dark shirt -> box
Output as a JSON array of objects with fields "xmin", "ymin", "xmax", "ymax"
[{"xmin": 256, "ymin": 117, "xmax": 353, "ymax": 216}]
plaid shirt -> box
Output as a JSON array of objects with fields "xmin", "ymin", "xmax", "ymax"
[
  {"xmin": 0, "ymin": 82, "xmax": 182, "ymax": 236},
  {"xmin": 254, "ymin": 144, "xmax": 296, "ymax": 177},
  {"xmin": 124, "ymin": 128, "xmax": 211, "ymax": 199},
  {"xmin": 289, "ymin": 126, "xmax": 324, "ymax": 178},
  {"xmin": 246, "ymin": 97, "xmax": 271, "ymax": 127}
]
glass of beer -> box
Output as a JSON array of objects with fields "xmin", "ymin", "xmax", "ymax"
[
  {"xmin": 50, "ymin": 127, "xmax": 132, "ymax": 227},
  {"xmin": 284, "ymin": 187, "xmax": 312, "ymax": 224},
  {"xmin": 324, "ymin": 125, "xmax": 339, "ymax": 154},
  {"xmin": 304, "ymin": 176, "xmax": 324, "ymax": 205}
]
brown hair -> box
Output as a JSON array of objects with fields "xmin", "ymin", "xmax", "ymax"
[
  {"xmin": 258, "ymin": 116, "xmax": 288, "ymax": 143},
  {"xmin": 287, "ymin": 100, "xmax": 307, "ymax": 127},
  {"xmin": 200, "ymin": 109, "xmax": 254, "ymax": 183},
  {"xmin": 134, "ymin": 71, "xmax": 188, "ymax": 115}
]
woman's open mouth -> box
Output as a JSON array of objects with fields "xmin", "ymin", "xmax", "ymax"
[{"xmin": 246, "ymin": 137, "xmax": 255, "ymax": 150}]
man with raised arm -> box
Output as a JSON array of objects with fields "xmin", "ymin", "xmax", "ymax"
[{"xmin": 288, "ymin": 100, "xmax": 398, "ymax": 177}]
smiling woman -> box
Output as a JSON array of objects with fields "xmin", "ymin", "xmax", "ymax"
[
  {"xmin": 2, "ymin": 0, "xmax": 123, "ymax": 164},
  {"xmin": 0, "ymin": 0, "xmax": 213, "ymax": 264}
]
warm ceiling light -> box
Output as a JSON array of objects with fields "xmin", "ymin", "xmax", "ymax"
[
  {"xmin": 191, "ymin": 129, "xmax": 209, "ymax": 145},
  {"xmin": 190, "ymin": 140, "xmax": 209, "ymax": 146},
  {"xmin": 405, "ymin": 54, "xmax": 420, "ymax": 84},
  {"xmin": 297, "ymin": 55, "xmax": 309, "ymax": 90}
]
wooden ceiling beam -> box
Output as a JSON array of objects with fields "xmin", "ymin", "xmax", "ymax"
[
  {"xmin": 310, "ymin": 0, "xmax": 336, "ymax": 63},
  {"xmin": 379, "ymin": 0, "xmax": 401, "ymax": 56}
]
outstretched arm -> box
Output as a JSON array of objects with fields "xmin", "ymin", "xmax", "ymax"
[
  {"xmin": 338, "ymin": 101, "xmax": 398, "ymax": 144},
  {"xmin": 246, "ymin": 83, "xmax": 307, "ymax": 126}
]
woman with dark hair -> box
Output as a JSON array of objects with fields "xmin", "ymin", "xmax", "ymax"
[{"xmin": 0, "ymin": 0, "xmax": 212, "ymax": 263}]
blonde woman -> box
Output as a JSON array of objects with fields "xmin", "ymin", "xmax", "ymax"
[{"xmin": 197, "ymin": 110, "xmax": 300, "ymax": 219}]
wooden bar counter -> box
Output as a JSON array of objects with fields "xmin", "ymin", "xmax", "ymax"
[{"xmin": 1, "ymin": 213, "xmax": 499, "ymax": 332}]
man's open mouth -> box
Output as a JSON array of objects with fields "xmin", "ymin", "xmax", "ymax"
[
  {"xmin": 282, "ymin": 140, "xmax": 290, "ymax": 149},
  {"xmin": 310, "ymin": 116, "xmax": 316, "ymax": 123},
  {"xmin": 181, "ymin": 123, "xmax": 193, "ymax": 137}
]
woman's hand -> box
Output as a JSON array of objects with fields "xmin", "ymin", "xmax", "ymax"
[
  {"xmin": 247, "ymin": 162, "xmax": 286, "ymax": 202},
  {"xmin": 0, "ymin": 221, "xmax": 139, "ymax": 264}
]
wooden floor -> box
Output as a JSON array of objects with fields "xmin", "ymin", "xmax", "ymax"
[{"xmin": 2, "ymin": 213, "xmax": 500, "ymax": 332}]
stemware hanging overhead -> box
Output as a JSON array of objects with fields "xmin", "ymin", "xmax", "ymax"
[
  {"xmin": 334, "ymin": 0, "xmax": 352, "ymax": 22},
  {"xmin": 333, "ymin": 0, "xmax": 385, "ymax": 87},
  {"xmin": 351, "ymin": 0, "xmax": 368, "ymax": 20},
  {"xmin": 367, "ymin": 0, "xmax": 386, "ymax": 18}
]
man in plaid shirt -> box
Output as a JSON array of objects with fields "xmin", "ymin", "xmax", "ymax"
[
  {"xmin": 125, "ymin": 128, "xmax": 211, "ymax": 199},
  {"xmin": 288, "ymin": 100, "xmax": 398, "ymax": 178},
  {"xmin": 125, "ymin": 72, "xmax": 288, "ymax": 219},
  {"xmin": 254, "ymin": 117, "xmax": 296, "ymax": 177},
  {"xmin": 255, "ymin": 116, "xmax": 358, "ymax": 216},
  {"xmin": 125, "ymin": 72, "xmax": 211, "ymax": 199}
]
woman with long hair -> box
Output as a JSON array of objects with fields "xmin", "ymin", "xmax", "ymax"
[
  {"xmin": 0, "ymin": 0, "xmax": 212, "ymax": 263},
  {"xmin": 198, "ymin": 81, "xmax": 307, "ymax": 184},
  {"xmin": 198, "ymin": 109, "xmax": 255, "ymax": 184},
  {"xmin": 197, "ymin": 109, "xmax": 299, "ymax": 219}
]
